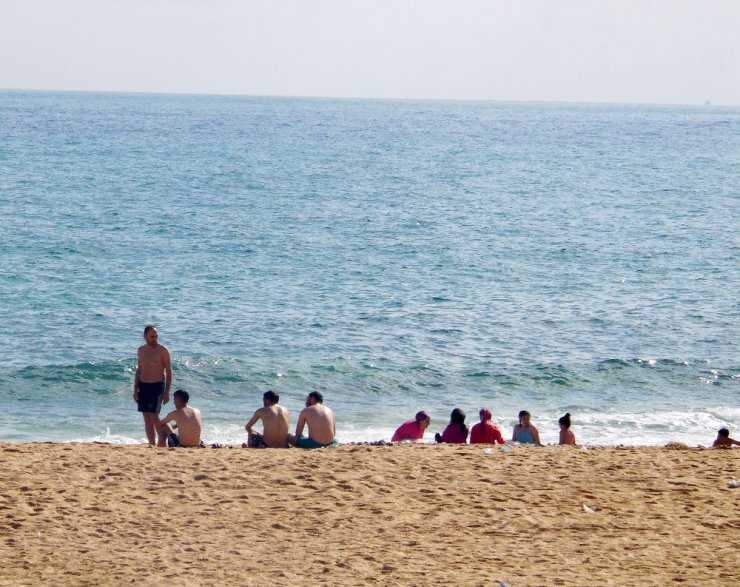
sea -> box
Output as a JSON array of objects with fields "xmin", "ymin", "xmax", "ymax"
[{"xmin": 0, "ymin": 90, "xmax": 738, "ymax": 446}]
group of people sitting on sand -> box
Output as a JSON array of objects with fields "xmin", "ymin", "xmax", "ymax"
[
  {"xmin": 150, "ymin": 386, "xmax": 740, "ymax": 451},
  {"xmin": 155, "ymin": 389, "xmax": 568, "ymax": 449},
  {"xmin": 146, "ymin": 388, "xmax": 337, "ymax": 449},
  {"xmin": 391, "ymin": 407, "xmax": 575, "ymax": 446},
  {"xmin": 134, "ymin": 326, "xmax": 739, "ymax": 449}
]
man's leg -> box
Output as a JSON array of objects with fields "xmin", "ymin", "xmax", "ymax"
[
  {"xmin": 162, "ymin": 423, "xmax": 180, "ymax": 447},
  {"xmin": 142, "ymin": 412, "xmax": 160, "ymax": 446},
  {"xmin": 156, "ymin": 416, "xmax": 167, "ymax": 447},
  {"xmin": 143, "ymin": 412, "xmax": 167, "ymax": 446}
]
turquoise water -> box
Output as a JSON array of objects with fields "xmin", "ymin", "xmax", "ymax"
[{"xmin": 0, "ymin": 90, "xmax": 738, "ymax": 445}]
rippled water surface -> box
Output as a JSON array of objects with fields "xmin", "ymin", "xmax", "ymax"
[{"xmin": 0, "ymin": 91, "xmax": 738, "ymax": 445}]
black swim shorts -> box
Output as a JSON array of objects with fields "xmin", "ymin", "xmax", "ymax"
[
  {"xmin": 167, "ymin": 432, "xmax": 181, "ymax": 448},
  {"xmin": 137, "ymin": 381, "xmax": 165, "ymax": 414},
  {"xmin": 248, "ymin": 433, "xmax": 268, "ymax": 448}
]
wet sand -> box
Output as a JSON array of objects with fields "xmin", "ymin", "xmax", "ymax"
[{"xmin": 0, "ymin": 442, "xmax": 738, "ymax": 586}]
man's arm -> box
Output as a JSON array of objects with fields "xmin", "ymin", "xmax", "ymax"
[
  {"xmin": 162, "ymin": 347, "xmax": 172, "ymax": 405},
  {"xmin": 295, "ymin": 410, "xmax": 306, "ymax": 438},
  {"xmin": 133, "ymin": 353, "xmax": 141, "ymax": 401},
  {"xmin": 159, "ymin": 411, "xmax": 176, "ymax": 427},
  {"xmin": 245, "ymin": 410, "xmax": 261, "ymax": 434}
]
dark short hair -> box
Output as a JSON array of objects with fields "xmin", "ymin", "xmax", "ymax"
[
  {"xmin": 263, "ymin": 390, "xmax": 279, "ymax": 404},
  {"xmin": 144, "ymin": 325, "xmax": 157, "ymax": 336},
  {"xmin": 174, "ymin": 389, "xmax": 189, "ymax": 403},
  {"xmin": 718, "ymin": 428, "xmax": 730, "ymax": 438},
  {"xmin": 308, "ymin": 391, "xmax": 323, "ymax": 404}
]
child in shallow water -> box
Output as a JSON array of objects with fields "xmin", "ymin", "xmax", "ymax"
[
  {"xmin": 558, "ymin": 412, "xmax": 576, "ymax": 445},
  {"xmin": 713, "ymin": 428, "xmax": 740, "ymax": 448},
  {"xmin": 435, "ymin": 408, "xmax": 469, "ymax": 444},
  {"xmin": 512, "ymin": 410, "xmax": 541, "ymax": 445}
]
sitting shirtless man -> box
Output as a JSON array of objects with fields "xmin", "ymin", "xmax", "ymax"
[
  {"xmin": 159, "ymin": 390, "xmax": 202, "ymax": 448},
  {"xmin": 245, "ymin": 390, "xmax": 290, "ymax": 448},
  {"xmin": 287, "ymin": 391, "xmax": 337, "ymax": 449}
]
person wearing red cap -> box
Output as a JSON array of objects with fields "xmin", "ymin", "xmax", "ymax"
[
  {"xmin": 470, "ymin": 408, "xmax": 506, "ymax": 445},
  {"xmin": 391, "ymin": 411, "xmax": 431, "ymax": 442}
]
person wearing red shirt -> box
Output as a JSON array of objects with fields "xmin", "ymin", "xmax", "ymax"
[
  {"xmin": 391, "ymin": 411, "xmax": 431, "ymax": 442},
  {"xmin": 470, "ymin": 408, "xmax": 506, "ymax": 445},
  {"xmin": 434, "ymin": 408, "xmax": 469, "ymax": 444}
]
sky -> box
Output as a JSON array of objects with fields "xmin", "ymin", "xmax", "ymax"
[{"xmin": 0, "ymin": 0, "xmax": 738, "ymax": 105}]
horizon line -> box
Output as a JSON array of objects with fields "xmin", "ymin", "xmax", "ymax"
[{"xmin": 0, "ymin": 86, "xmax": 735, "ymax": 109}]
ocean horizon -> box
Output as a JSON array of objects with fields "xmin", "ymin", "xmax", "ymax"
[{"xmin": 1, "ymin": 90, "xmax": 737, "ymax": 446}]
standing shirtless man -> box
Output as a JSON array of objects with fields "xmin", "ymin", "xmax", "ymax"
[
  {"xmin": 133, "ymin": 325, "xmax": 172, "ymax": 446},
  {"xmin": 287, "ymin": 391, "xmax": 337, "ymax": 449},
  {"xmin": 245, "ymin": 390, "xmax": 290, "ymax": 448}
]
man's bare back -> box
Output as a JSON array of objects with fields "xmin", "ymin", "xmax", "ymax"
[
  {"xmin": 250, "ymin": 405, "xmax": 289, "ymax": 447},
  {"xmin": 161, "ymin": 404, "xmax": 202, "ymax": 447},
  {"xmin": 298, "ymin": 403, "xmax": 335, "ymax": 445},
  {"xmin": 245, "ymin": 391, "xmax": 289, "ymax": 448}
]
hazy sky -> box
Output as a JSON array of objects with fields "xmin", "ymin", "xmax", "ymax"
[{"xmin": 1, "ymin": 0, "xmax": 738, "ymax": 105}]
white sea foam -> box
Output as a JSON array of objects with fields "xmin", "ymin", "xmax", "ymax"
[
  {"xmin": 68, "ymin": 428, "xmax": 140, "ymax": 445},
  {"xmin": 60, "ymin": 406, "xmax": 740, "ymax": 447}
]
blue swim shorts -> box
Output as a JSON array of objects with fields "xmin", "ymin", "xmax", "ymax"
[{"xmin": 295, "ymin": 436, "xmax": 338, "ymax": 449}]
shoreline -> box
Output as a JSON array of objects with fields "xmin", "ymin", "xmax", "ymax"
[
  {"xmin": 0, "ymin": 436, "xmax": 727, "ymax": 450},
  {"xmin": 1, "ymin": 443, "xmax": 738, "ymax": 585},
  {"xmin": 0, "ymin": 433, "xmax": 726, "ymax": 449}
]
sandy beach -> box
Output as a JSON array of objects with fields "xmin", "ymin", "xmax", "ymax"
[{"xmin": 0, "ymin": 442, "xmax": 738, "ymax": 586}]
